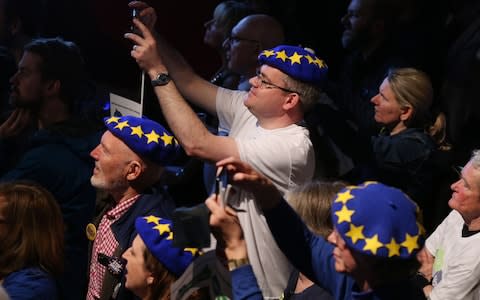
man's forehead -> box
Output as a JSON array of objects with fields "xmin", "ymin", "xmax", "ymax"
[{"xmin": 18, "ymin": 52, "xmax": 42, "ymax": 70}]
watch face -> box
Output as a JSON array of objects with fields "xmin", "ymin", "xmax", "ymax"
[{"xmin": 152, "ymin": 73, "xmax": 171, "ymax": 86}]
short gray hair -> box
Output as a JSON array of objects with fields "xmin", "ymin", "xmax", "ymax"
[{"xmin": 470, "ymin": 150, "xmax": 480, "ymax": 169}]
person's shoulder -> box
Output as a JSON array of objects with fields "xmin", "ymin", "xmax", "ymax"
[{"xmin": 3, "ymin": 268, "xmax": 57, "ymax": 300}]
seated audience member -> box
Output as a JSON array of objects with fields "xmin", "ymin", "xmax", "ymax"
[
  {"xmin": 348, "ymin": 68, "xmax": 445, "ymax": 226},
  {"xmin": 416, "ymin": 149, "xmax": 480, "ymax": 299},
  {"xmin": 282, "ymin": 180, "xmax": 346, "ymax": 299},
  {"xmin": 87, "ymin": 115, "xmax": 180, "ymax": 300},
  {"xmin": 207, "ymin": 157, "xmax": 426, "ymax": 300},
  {"xmin": 0, "ymin": 181, "xmax": 64, "ymax": 299},
  {"xmin": 204, "ymin": 0, "xmax": 256, "ymax": 89},
  {"xmin": 0, "ymin": 37, "xmax": 101, "ymax": 299},
  {"xmin": 126, "ymin": 3, "xmax": 325, "ymax": 296},
  {"xmin": 222, "ymin": 13, "xmax": 285, "ymax": 91},
  {"xmin": 122, "ymin": 216, "xmax": 205, "ymax": 300}
]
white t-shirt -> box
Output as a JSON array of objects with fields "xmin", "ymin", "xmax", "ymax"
[
  {"xmin": 426, "ymin": 210, "xmax": 480, "ymax": 300},
  {"xmin": 216, "ymin": 88, "xmax": 315, "ymax": 298}
]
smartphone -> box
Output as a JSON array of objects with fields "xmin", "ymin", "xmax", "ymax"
[{"xmin": 130, "ymin": 8, "xmax": 142, "ymax": 36}]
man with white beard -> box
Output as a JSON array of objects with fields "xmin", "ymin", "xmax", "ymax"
[{"xmin": 86, "ymin": 115, "xmax": 179, "ymax": 300}]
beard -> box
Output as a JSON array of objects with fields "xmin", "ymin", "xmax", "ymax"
[
  {"xmin": 9, "ymin": 91, "xmax": 43, "ymax": 110},
  {"xmin": 90, "ymin": 173, "xmax": 129, "ymax": 193}
]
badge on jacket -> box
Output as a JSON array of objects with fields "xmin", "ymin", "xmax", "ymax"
[{"xmin": 86, "ymin": 223, "xmax": 97, "ymax": 241}]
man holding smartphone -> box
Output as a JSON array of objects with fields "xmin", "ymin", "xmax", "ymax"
[{"xmin": 126, "ymin": 2, "xmax": 328, "ymax": 298}]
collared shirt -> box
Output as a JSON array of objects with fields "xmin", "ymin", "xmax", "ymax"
[{"xmin": 86, "ymin": 194, "xmax": 139, "ymax": 300}]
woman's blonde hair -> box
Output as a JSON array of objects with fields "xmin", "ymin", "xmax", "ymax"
[
  {"xmin": 286, "ymin": 180, "xmax": 347, "ymax": 238},
  {"xmin": 0, "ymin": 181, "xmax": 64, "ymax": 278},
  {"xmin": 387, "ymin": 67, "xmax": 448, "ymax": 147}
]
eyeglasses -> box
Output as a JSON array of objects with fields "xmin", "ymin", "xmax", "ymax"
[
  {"xmin": 226, "ymin": 34, "xmax": 259, "ymax": 45},
  {"xmin": 255, "ymin": 70, "xmax": 301, "ymax": 95}
]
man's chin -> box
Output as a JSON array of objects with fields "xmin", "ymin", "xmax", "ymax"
[{"xmin": 9, "ymin": 98, "xmax": 37, "ymax": 110}]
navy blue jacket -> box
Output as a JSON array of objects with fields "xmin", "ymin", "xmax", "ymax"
[{"xmin": 231, "ymin": 200, "xmax": 425, "ymax": 300}]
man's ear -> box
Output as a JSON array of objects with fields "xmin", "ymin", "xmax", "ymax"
[
  {"xmin": 283, "ymin": 93, "xmax": 300, "ymax": 111},
  {"xmin": 126, "ymin": 160, "xmax": 143, "ymax": 181},
  {"xmin": 45, "ymin": 79, "xmax": 61, "ymax": 96}
]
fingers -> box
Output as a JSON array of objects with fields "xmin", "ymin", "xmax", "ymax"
[
  {"xmin": 216, "ymin": 156, "xmax": 239, "ymax": 168},
  {"xmin": 128, "ymin": 1, "xmax": 149, "ymax": 9},
  {"xmin": 205, "ymin": 194, "xmax": 222, "ymax": 217}
]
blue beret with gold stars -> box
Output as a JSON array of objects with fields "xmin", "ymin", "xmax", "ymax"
[
  {"xmin": 258, "ymin": 45, "xmax": 328, "ymax": 86},
  {"xmin": 135, "ymin": 216, "xmax": 201, "ymax": 277},
  {"xmin": 104, "ymin": 115, "xmax": 180, "ymax": 165},
  {"xmin": 331, "ymin": 181, "xmax": 425, "ymax": 259}
]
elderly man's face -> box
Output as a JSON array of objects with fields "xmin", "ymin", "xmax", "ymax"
[
  {"xmin": 449, "ymin": 161, "xmax": 480, "ymax": 222},
  {"xmin": 327, "ymin": 229, "xmax": 358, "ymax": 273},
  {"xmin": 90, "ymin": 131, "xmax": 135, "ymax": 193}
]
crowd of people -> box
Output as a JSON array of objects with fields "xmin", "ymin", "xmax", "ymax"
[{"xmin": 1, "ymin": 0, "xmax": 480, "ymax": 299}]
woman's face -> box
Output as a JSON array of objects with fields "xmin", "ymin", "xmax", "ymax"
[
  {"xmin": 370, "ymin": 78, "xmax": 404, "ymax": 127},
  {"xmin": 122, "ymin": 235, "xmax": 153, "ymax": 298}
]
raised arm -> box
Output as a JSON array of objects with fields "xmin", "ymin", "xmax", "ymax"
[
  {"xmin": 125, "ymin": 16, "xmax": 239, "ymax": 163},
  {"xmin": 127, "ymin": 1, "xmax": 219, "ymax": 115}
]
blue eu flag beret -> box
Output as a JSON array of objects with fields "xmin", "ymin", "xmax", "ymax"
[
  {"xmin": 135, "ymin": 216, "xmax": 201, "ymax": 277},
  {"xmin": 104, "ymin": 115, "xmax": 180, "ymax": 165},
  {"xmin": 258, "ymin": 45, "xmax": 328, "ymax": 86},
  {"xmin": 331, "ymin": 182, "xmax": 425, "ymax": 259}
]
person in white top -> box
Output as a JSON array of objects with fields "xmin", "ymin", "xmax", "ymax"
[
  {"xmin": 125, "ymin": 2, "xmax": 328, "ymax": 298},
  {"xmin": 417, "ymin": 149, "xmax": 480, "ymax": 299}
]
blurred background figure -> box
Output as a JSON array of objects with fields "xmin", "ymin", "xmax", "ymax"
[
  {"xmin": 203, "ymin": 0, "xmax": 256, "ymax": 90},
  {"xmin": 0, "ymin": 181, "xmax": 64, "ymax": 300},
  {"xmin": 0, "ymin": 37, "xmax": 101, "ymax": 300}
]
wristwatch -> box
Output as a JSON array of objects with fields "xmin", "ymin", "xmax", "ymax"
[{"xmin": 151, "ymin": 73, "xmax": 171, "ymax": 86}]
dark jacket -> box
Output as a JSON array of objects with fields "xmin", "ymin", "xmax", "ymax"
[
  {"xmin": 89, "ymin": 187, "xmax": 176, "ymax": 300},
  {"xmin": 0, "ymin": 118, "xmax": 102, "ymax": 300}
]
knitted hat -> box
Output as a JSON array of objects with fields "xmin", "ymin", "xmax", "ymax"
[
  {"xmin": 331, "ymin": 181, "xmax": 425, "ymax": 259},
  {"xmin": 258, "ymin": 45, "xmax": 328, "ymax": 86},
  {"xmin": 104, "ymin": 115, "xmax": 180, "ymax": 164},
  {"xmin": 135, "ymin": 216, "xmax": 201, "ymax": 276}
]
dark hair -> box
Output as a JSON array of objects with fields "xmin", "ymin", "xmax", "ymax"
[
  {"xmin": 24, "ymin": 37, "xmax": 88, "ymax": 111},
  {"xmin": 0, "ymin": 181, "xmax": 64, "ymax": 278}
]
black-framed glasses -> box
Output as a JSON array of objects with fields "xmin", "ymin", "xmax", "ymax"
[
  {"xmin": 255, "ymin": 70, "xmax": 301, "ymax": 95},
  {"xmin": 226, "ymin": 34, "xmax": 259, "ymax": 44}
]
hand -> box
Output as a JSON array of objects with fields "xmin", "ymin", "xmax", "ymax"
[
  {"xmin": 0, "ymin": 109, "xmax": 33, "ymax": 139},
  {"xmin": 128, "ymin": 1, "xmax": 157, "ymax": 32},
  {"xmin": 125, "ymin": 18, "xmax": 165, "ymax": 78},
  {"xmin": 216, "ymin": 157, "xmax": 282, "ymax": 210},
  {"xmin": 417, "ymin": 247, "xmax": 434, "ymax": 281},
  {"xmin": 205, "ymin": 194, "xmax": 247, "ymax": 260}
]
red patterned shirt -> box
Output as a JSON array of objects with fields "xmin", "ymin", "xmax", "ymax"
[{"xmin": 86, "ymin": 194, "xmax": 139, "ymax": 300}]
